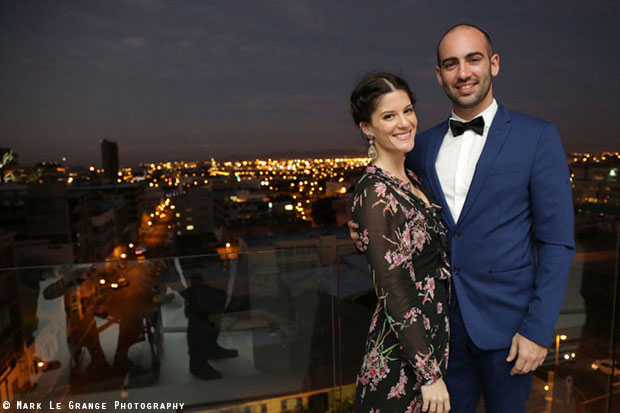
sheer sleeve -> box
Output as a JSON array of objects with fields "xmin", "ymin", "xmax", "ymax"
[{"xmin": 352, "ymin": 176, "xmax": 443, "ymax": 386}]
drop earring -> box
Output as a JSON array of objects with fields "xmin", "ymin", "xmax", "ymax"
[{"xmin": 367, "ymin": 136, "xmax": 377, "ymax": 160}]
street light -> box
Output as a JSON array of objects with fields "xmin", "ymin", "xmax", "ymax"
[{"xmin": 555, "ymin": 334, "xmax": 567, "ymax": 371}]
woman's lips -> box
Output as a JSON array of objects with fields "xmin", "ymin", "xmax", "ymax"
[{"xmin": 393, "ymin": 131, "xmax": 412, "ymax": 141}]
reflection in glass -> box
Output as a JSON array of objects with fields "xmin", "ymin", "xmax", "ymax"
[{"xmin": 0, "ymin": 230, "xmax": 617, "ymax": 411}]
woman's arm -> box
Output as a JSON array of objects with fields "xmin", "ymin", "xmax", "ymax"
[{"xmin": 353, "ymin": 177, "xmax": 444, "ymax": 386}]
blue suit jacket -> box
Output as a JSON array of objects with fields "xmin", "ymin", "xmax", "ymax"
[{"xmin": 407, "ymin": 104, "xmax": 575, "ymax": 349}]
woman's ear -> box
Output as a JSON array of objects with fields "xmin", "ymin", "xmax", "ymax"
[{"xmin": 359, "ymin": 122, "xmax": 371, "ymax": 138}]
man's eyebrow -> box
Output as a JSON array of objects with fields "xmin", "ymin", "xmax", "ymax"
[
  {"xmin": 440, "ymin": 56, "xmax": 457, "ymax": 66},
  {"xmin": 440, "ymin": 51, "xmax": 485, "ymax": 66},
  {"xmin": 466, "ymin": 51, "xmax": 484, "ymax": 58}
]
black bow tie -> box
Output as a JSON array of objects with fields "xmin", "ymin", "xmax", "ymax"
[{"xmin": 449, "ymin": 116, "xmax": 485, "ymax": 136}]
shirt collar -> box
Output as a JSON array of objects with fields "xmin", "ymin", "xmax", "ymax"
[{"xmin": 449, "ymin": 98, "xmax": 498, "ymax": 134}]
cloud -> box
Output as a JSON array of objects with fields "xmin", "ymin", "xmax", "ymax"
[
  {"xmin": 279, "ymin": 2, "xmax": 327, "ymax": 33},
  {"xmin": 105, "ymin": 36, "xmax": 147, "ymax": 53},
  {"xmin": 228, "ymin": 94, "xmax": 341, "ymax": 112}
]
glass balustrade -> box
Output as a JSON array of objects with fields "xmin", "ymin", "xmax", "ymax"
[{"xmin": 0, "ymin": 227, "xmax": 617, "ymax": 412}]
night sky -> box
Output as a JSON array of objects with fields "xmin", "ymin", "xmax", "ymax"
[{"xmin": 1, "ymin": 1, "xmax": 618, "ymax": 166}]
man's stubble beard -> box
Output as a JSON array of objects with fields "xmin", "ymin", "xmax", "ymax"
[{"xmin": 445, "ymin": 67, "xmax": 493, "ymax": 110}]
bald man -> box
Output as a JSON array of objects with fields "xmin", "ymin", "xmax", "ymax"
[
  {"xmin": 410, "ymin": 24, "xmax": 574, "ymax": 412},
  {"xmin": 351, "ymin": 24, "xmax": 574, "ymax": 413}
]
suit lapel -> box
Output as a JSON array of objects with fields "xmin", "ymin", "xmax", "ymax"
[
  {"xmin": 457, "ymin": 105, "xmax": 512, "ymax": 226},
  {"xmin": 425, "ymin": 122, "xmax": 456, "ymax": 230}
]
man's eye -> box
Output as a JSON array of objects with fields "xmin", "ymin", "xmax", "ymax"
[{"xmin": 444, "ymin": 62, "xmax": 456, "ymax": 69}]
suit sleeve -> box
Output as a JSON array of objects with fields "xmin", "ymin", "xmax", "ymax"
[
  {"xmin": 353, "ymin": 178, "xmax": 443, "ymax": 385},
  {"xmin": 519, "ymin": 123, "xmax": 575, "ymax": 346}
]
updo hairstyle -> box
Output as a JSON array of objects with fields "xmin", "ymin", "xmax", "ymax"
[{"xmin": 350, "ymin": 72, "xmax": 416, "ymax": 127}]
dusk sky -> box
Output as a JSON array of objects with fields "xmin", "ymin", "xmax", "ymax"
[{"xmin": 1, "ymin": 1, "xmax": 618, "ymax": 166}]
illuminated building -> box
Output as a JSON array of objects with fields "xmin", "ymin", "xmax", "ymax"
[{"xmin": 0, "ymin": 231, "xmax": 36, "ymax": 402}]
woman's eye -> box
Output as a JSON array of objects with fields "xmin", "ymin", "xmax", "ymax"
[{"xmin": 383, "ymin": 114, "xmax": 394, "ymax": 120}]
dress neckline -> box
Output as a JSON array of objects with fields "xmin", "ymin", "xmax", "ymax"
[{"xmin": 365, "ymin": 164, "xmax": 434, "ymax": 210}]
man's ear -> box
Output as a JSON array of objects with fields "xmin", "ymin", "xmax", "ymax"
[
  {"xmin": 490, "ymin": 53, "xmax": 500, "ymax": 77},
  {"xmin": 435, "ymin": 66, "xmax": 444, "ymax": 87}
]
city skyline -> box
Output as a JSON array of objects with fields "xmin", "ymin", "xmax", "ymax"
[{"xmin": 1, "ymin": 1, "xmax": 618, "ymax": 165}]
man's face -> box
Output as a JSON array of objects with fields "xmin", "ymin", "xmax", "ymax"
[{"xmin": 435, "ymin": 27, "xmax": 500, "ymax": 117}]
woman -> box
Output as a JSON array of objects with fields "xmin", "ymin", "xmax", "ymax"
[{"xmin": 350, "ymin": 72, "xmax": 451, "ymax": 413}]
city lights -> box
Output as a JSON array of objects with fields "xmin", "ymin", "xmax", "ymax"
[{"xmin": 0, "ymin": 0, "xmax": 614, "ymax": 409}]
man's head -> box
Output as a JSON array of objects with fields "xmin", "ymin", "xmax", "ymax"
[
  {"xmin": 435, "ymin": 24, "xmax": 500, "ymax": 119},
  {"xmin": 190, "ymin": 273, "xmax": 203, "ymax": 286}
]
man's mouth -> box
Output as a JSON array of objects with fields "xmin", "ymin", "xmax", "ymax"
[{"xmin": 455, "ymin": 82, "xmax": 477, "ymax": 93}]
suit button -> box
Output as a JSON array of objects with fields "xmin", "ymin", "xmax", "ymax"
[
  {"xmin": 453, "ymin": 267, "xmax": 460, "ymax": 275},
  {"xmin": 453, "ymin": 231, "xmax": 461, "ymax": 239}
]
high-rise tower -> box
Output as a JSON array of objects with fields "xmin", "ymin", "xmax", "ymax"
[{"xmin": 100, "ymin": 139, "xmax": 119, "ymax": 181}]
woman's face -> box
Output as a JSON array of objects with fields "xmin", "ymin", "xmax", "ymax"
[{"xmin": 361, "ymin": 89, "xmax": 417, "ymax": 159}]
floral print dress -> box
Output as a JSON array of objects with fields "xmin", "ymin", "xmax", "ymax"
[{"xmin": 352, "ymin": 164, "xmax": 451, "ymax": 413}]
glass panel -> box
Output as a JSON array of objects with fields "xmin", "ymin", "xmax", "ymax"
[
  {"xmin": 2, "ymin": 230, "xmax": 617, "ymax": 412},
  {"xmin": 611, "ymin": 223, "xmax": 620, "ymax": 413},
  {"xmin": 609, "ymin": 223, "xmax": 620, "ymax": 413},
  {"xmin": 532, "ymin": 223, "xmax": 620, "ymax": 413},
  {"xmin": 331, "ymin": 226, "xmax": 620, "ymax": 413},
  {"xmin": 332, "ymin": 247, "xmax": 376, "ymax": 412},
  {"xmin": 0, "ymin": 246, "xmax": 340, "ymax": 411}
]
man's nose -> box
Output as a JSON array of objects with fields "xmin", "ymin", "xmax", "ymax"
[{"xmin": 458, "ymin": 62, "xmax": 471, "ymax": 79}]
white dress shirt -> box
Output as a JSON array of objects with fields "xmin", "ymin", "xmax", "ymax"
[{"xmin": 435, "ymin": 99, "xmax": 498, "ymax": 223}]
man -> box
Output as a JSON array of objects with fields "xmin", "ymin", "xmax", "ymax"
[
  {"xmin": 182, "ymin": 273, "xmax": 238, "ymax": 380},
  {"xmin": 350, "ymin": 24, "xmax": 575, "ymax": 412}
]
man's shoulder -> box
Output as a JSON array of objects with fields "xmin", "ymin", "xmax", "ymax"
[
  {"xmin": 500, "ymin": 105, "xmax": 555, "ymax": 131},
  {"xmin": 419, "ymin": 120, "xmax": 448, "ymax": 140},
  {"xmin": 406, "ymin": 120, "xmax": 446, "ymax": 169},
  {"xmin": 415, "ymin": 120, "xmax": 447, "ymax": 155}
]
